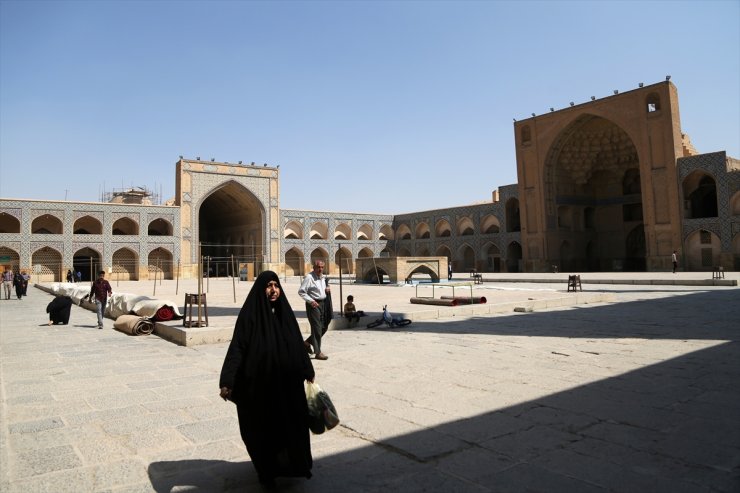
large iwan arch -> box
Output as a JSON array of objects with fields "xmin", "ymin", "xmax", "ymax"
[{"xmin": 198, "ymin": 181, "xmax": 264, "ymax": 263}]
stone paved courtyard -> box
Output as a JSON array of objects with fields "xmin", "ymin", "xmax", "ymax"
[{"xmin": 1, "ymin": 274, "xmax": 738, "ymax": 492}]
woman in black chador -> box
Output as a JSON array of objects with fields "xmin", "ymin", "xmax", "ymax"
[
  {"xmin": 220, "ymin": 271, "xmax": 315, "ymax": 487},
  {"xmin": 47, "ymin": 296, "xmax": 73, "ymax": 325}
]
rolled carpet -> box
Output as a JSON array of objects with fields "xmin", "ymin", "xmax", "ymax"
[
  {"xmin": 113, "ymin": 315, "xmax": 155, "ymax": 336},
  {"xmin": 155, "ymin": 305, "xmax": 175, "ymax": 321}
]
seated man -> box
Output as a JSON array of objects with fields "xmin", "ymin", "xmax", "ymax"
[
  {"xmin": 47, "ymin": 296, "xmax": 73, "ymax": 325},
  {"xmin": 343, "ymin": 295, "xmax": 365, "ymax": 326}
]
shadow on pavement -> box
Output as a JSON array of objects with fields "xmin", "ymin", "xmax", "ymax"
[{"xmin": 149, "ymin": 290, "xmax": 740, "ymax": 492}]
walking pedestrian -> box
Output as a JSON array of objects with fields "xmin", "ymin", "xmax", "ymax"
[
  {"xmin": 20, "ymin": 271, "xmax": 30, "ymax": 296},
  {"xmin": 12, "ymin": 271, "xmax": 24, "ymax": 300},
  {"xmin": 672, "ymin": 250, "xmax": 678, "ymax": 274},
  {"xmin": 298, "ymin": 260, "xmax": 331, "ymax": 360},
  {"xmin": 88, "ymin": 270, "xmax": 112, "ymax": 329},
  {"xmin": 219, "ymin": 271, "xmax": 315, "ymax": 488},
  {"xmin": 2, "ymin": 268, "xmax": 13, "ymax": 299}
]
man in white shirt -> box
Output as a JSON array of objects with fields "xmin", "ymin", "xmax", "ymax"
[{"xmin": 298, "ymin": 260, "xmax": 330, "ymax": 360}]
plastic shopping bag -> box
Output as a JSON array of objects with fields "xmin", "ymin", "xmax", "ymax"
[{"xmin": 305, "ymin": 381, "xmax": 340, "ymax": 434}]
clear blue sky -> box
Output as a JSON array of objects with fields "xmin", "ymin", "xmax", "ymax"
[{"xmin": 1, "ymin": 0, "xmax": 738, "ymax": 214}]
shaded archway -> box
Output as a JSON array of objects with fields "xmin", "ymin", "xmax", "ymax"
[
  {"xmin": 415, "ymin": 222, "xmax": 431, "ymax": 239},
  {"xmin": 309, "ymin": 222, "xmax": 328, "ymax": 240},
  {"xmin": 625, "ymin": 225, "xmax": 646, "ymax": 271},
  {"xmin": 335, "ymin": 246, "xmax": 353, "ymax": 275},
  {"xmin": 199, "ymin": 181, "xmax": 264, "ymax": 263},
  {"xmin": 506, "ymin": 242, "xmax": 522, "ymax": 273},
  {"xmin": 0, "ymin": 212, "xmax": 20, "ymax": 233},
  {"xmin": 397, "ymin": 247, "xmax": 412, "ymax": 257},
  {"xmin": 73, "ymin": 247, "xmax": 102, "ymax": 282},
  {"xmin": 544, "ymin": 115, "xmax": 643, "ymax": 271},
  {"xmin": 112, "ymin": 247, "xmax": 139, "ymax": 281},
  {"xmin": 505, "ymin": 199, "xmax": 520, "ymax": 232},
  {"xmin": 334, "ymin": 223, "xmax": 351, "ymax": 240},
  {"xmin": 396, "ymin": 224, "xmax": 412, "ymax": 240},
  {"xmin": 683, "ymin": 172, "xmax": 718, "ymax": 219},
  {"xmin": 378, "ymin": 225, "xmax": 394, "ymax": 240},
  {"xmin": 284, "ymin": 220, "xmax": 304, "ymax": 240},
  {"xmin": 148, "ymin": 248, "xmax": 173, "ymax": 280},
  {"xmin": 483, "ymin": 243, "xmax": 501, "ymax": 272},
  {"xmin": 357, "ymin": 224, "xmax": 373, "ymax": 240},
  {"xmin": 32, "ymin": 246, "xmax": 62, "ymax": 282},
  {"xmin": 435, "ymin": 219, "xmax": 452, "ymax": 238},
  {"xmin": 685, "ymin": 229, "xmax": 720, "ymax": 271},
  {"xmin": 457, "ymin": 217, "xmax": 475, "ymax": 236},
  {"xmin": 480, "ymin": 214, "xmax": 500, "ymax": 234},
  {"xmin": 358, "ymin": 247, "xmax": 373, "ymax": 258},
  {"xmin": 458, "ymin": 244, "xmax": 476, "ymax": 271},
  {"xmin": 148, "ymin": 218, "xmax": 173, "ymax": 236},
  {"xmin": 32, "ymin": 214, "xmax": 63, "ymax": 234},
  {"xmin": 0, "ymin": 247, "xmax": 20, "ymax": 270},
  {"xmin": 436, "ymin": 245, "xmax": 453, "ymax": 271},
  {"xmin": 285, "ymin": 247, "xmax": 304, "ymax": 277},
  {"xmin": 112, "ymin": 217, "xmax": 138, "ymax": 235},
  {"xmin": 74, "ymin": 215, "xmax": 103, "ymax": 234},
  {"xmin": 406, "ymin": 265, "xmax": 440, "ymax": 283}
]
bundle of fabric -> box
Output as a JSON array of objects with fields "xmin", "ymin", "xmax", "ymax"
[
  {"xmin": 113, "ymin": 314, "xmax": 155, "ymax": 336},
  {"xmin": 45, "ymin": 284, "xmax": 182, "ymax": 320}
]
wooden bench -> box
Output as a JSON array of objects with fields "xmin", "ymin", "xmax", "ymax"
[
  {"xmin": 712, "ymin": 266, "xmax": 725, "ymax": 279},
  {"xmin": 567, "ymin": 275, "xmax": 582, "ymax": 292}
]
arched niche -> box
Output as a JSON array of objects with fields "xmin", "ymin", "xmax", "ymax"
[
  {"xmin": 458, "ymin": 244, "xmax": 476, "ymax": 271},
  {"xmin": 32, "ymin": 246, "xmax": 62, "ymax": 282},
  {"xmin": 0, "ymin": 247, "xmax": 20, "ymax": 269},
  {"xmin": 285, "ymin": 247, "xmax": 304, "ymax": 277},
  {"xmin": 73, "ymin": 247, "xmax": 102, "ymax": 281},
  {"xmin": 112, "ymin": 247, "xmax": 138, "ymax": 281},
  {"xmin": 415, "ymin": 222, "xmax": 431, "ymax": 239},
  {"xmin": 435, "ymin": 219, "xmax": 452, "ymax": 237},
  {"xmin": 148, "ymin": 247, "xmax": 173, "ymax": 280},
  {"xmin": 505, "ymin": 198, "xmax": 520, "ymax": 232},
  {"xmin": 457, "ymin": 217, "xmax": 475, "ymax": 236},
  {"xmin": 284, "ymin": 220, "xmax": 304, "ymax": 240},
  {"xmin": 148, "ymin": 218, "xmax": 173, "ymax": 236},
  {"xmin": 32, "ymin": 214, "xmax": 63, "ymax": 234},
  {"xmin": 335, "ymin": 246, "xmax": 353, "ymax": 274},
  {"xmin": 112, "ymin": 217, "xmax": 139, "ymax": 235},
  {"xmin": 0, "ymin": 212, "xmax": 20, "ymax": 233},
  {"xmin": 482, "ymin": 242, "xmax": 501, "ymax": 272},
  {"xmin": 357, "ymin": 224, "xmax": 373, "ymax": 240},
  {"xmin": 506, "ymin": 241, "xmax": 522, "ymax": 273},
  {"xmin": 682, "ymin": 171, "xmax": 718, "ymax": 219},
  {"xmin": 397, "ymin": 247, "xmax": 411, "ymax": 257},
  {"xmin": 74, "ymin": 215, "xmax": 103, "ymax": 234},
  {"xmin": 685, "ymin": 229, "xmax": 721, "ymax": 271},
  {"xmin": 358, "ymin": 247, "xmax": 373, "ymax": 258},
  {"xmin": 378, "ymin": 224, "xmax": 394, "ymax": 240},
  {"xmin": 396, "ymin": 224, "xmax": 412, "ymax": 240},
  {"xmin": 334, "ymin": 223, "xmax": 351, "ymax": 240},
  {"xmin": 480, "ymin": 214, "xmax": 500, "ymax": 234},
  {"xmin": 309, "ymin": 222, "xmax": 328, "ymax": 240}
]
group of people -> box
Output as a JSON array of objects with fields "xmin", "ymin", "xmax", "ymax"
[
  {"xmin": 220, "ymin": 260, "xmax": 364, "ymax": 487},
  {"xmin": 66, "ymin": 270, "xmax": 82, "ymax": 283},
  {"xmin": 2, "ymin": 268, "xmax": 30, "ymax": 300}
]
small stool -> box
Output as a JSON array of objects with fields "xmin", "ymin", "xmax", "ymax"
[
  {"xmin": 567, "ymin": 275, "xmax": 582, "ymax": 292},
  {"xmin": 712, "ymin": 267, "xmax": 725, "ymax": 279},
  {"xmin": 473, "ymin": 273, "xmax": 483, "ymax": 284},
  {"xmin": 183, "ymin": 293, "xmax": 209, "ymax": 327}
]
